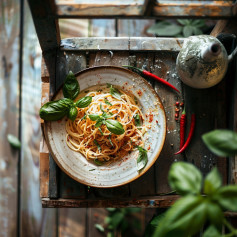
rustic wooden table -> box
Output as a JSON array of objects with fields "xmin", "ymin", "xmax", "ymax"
[{"xmin": 40, "ymin": 36, "xmax": 236, "ymax": 208}]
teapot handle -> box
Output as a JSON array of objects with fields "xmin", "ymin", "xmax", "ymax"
[{"xmin": 228, "ymin": 45, "xmax": 237, "ymax": 62}]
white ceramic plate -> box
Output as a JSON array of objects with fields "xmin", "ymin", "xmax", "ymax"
[{"xmin": 44, "ymin": 66, "xmax": 166, "ymax": 188}]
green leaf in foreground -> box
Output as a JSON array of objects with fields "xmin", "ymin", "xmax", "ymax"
[
  {"xmin": 202, "ymin": 225, "xmax": 222, "ymax": 237},
  {"xmin": 202, "ymin": 129, "xmax": 237, "ymax": 157},
  {"xmin": 94, "ymin": 159, "xmax": 104, "ymax": 166},
  {"xmin": 204, "ymin": 167, "xmax": 222, "ymax": 195},
  {"xmin": 89, "ymin": 114, "xmax": 100, "ymax": 121},
  {"xmin": 7, "ymin": 134, "xmax": 21, "ymax": 149},
  {"xmin": 144, "ymin": 213, "xmax": 165, "ymax": 237},
  {"xmin": 105, "ymin": 119, "xmax": 125, "ymax": 135},
  {"xmin": 63, "ymin": 71, "xmax": 80, "ymax": 100},
  {"xmin": 104, "ymin": 98, "xmax": 112, "ymax": 106},
  {"xmin": 75, "ymin": 96, "xmax": 92, "ymax": 108},
  {"xmin": 154, "ymin": 195, "xmax": 207, "ymax": 237},
  {"xmin": 95, "ymin": 224, "xmax": 104, "ymax": 232},
  {"xmin": 137, "ymin": 146, "xmax": 148, "ymax": 171},
  {"xmin": 39, "ymin": 98, "xmax": 73, "ymax": 121},
  {"xmin": 168, "ymin": 162, "xmax": 202, "ymax": 195},
  {"xmin": 213, "ymin": 185, "xmax": 237, "ymax": 211}
]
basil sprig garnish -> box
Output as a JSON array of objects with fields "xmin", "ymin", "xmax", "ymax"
[
  {"xmin": 136, "ymin": 146, "xmax": 148, "ymax": 171},
  {"xmin": 63, "ymin": 71, "xmax": 80, "ymax": 100},
  {"xmin": 39, "ymin": 98, "xmax": 73, "ymax": 121},
  {"xmin": 104, "ymin": 98, "xmax": 112, "ymax": 106},
  {"xmin": 40, "ymin": 72, "xmax": 93, "ymax": 122}
]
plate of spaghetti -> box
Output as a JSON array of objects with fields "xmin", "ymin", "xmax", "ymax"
[{"xmin": 43, "ymin": 66, "xmax": 166, "ymax": 188}]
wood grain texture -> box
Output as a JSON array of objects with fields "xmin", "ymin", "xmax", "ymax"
[
  {"xmin": 20, "ymin": 2, "xmax": 57, "ymax": 236},
  {"xmin": 59, "ymin": 208, "xmax": 86, "ymax": 237},
  {"xmin": 0, "ymin": 0, "xmax": 20, "ymax": 235},
  {"xmin": 42, "ymin": 195, "xmax": 179, "ymax": 208},
  {"xmin": 153, "ymin": 51, "xmax": 183, "ymax": 194},
  {"xmin": 40, "ymin": 141, "xmax": 49, "ymax": 198}
]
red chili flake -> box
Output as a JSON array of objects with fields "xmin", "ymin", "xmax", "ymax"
[
  {"xmin": 147, "ymin": 145, "xmax": 151, "ymax": 150},
  {"xmin": 149, "ymin": 113, "xmax": 154, "ymax": 122},
  {"xmin": 156, "ymin": 120, "xmax": 158, "ymax": 124},
  {"xmin": 137, "ymin": 89, "xmax": 143, "ymax": 96},
  {"xmin": 122, "ymin": 86, "xmax": 124, "ymax": 89},
  {"xmin": 175, "ymin": 101, "xmax": 180, "ymax": 106}
]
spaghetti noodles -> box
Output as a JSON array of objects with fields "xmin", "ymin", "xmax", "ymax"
[{"xmin": 65, "ymin": 85, "xmax": 146, "ymax": 164}]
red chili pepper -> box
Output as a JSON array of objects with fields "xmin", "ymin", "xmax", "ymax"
[
  {"xmin": 179, "ymin": 108, "xmax": 186, "ymax": 149},
  {"xmin": 123, "ymin": 65, "xmax": 180, "ymax": 93},
  {"xmin": 175, "ymin": 113, "xmax": 195, "ymax": 155}
]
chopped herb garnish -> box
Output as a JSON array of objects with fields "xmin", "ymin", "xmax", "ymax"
[
  {"xmin": 100, "ymin": 103, "xmax": 105, "ymax": 113},
  {"xmin": 104, "ymin": 98, "xmax": 112, "ymax": 106},
  {"xmin": 134, "ymin": 114, "xmax": 141, "ymax": 126},
  {"xmin": 98, "ymin": 127, "xmax": 104, "ymax": 135},
  {"xmin": 89, "ymin": 169, "xmax": 96, "ymax": 171},
  {"xmin": 109, "ymin": 85, "xmax": 121, "ymax": 100},
  {"xmin": 109, "ymin": 134, "xmax": 114, "ymax": 147},
  {"xmin": 94, "ymin": 159, "xmax": 104, "ymax": 166},
  {"xmin": 94, "ymin": 139, "xmax": 101, "ymax": 152}
]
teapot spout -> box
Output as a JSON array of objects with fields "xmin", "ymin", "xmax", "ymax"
[
  {"xmin": 228, "ymin": 46, "xmax": 237, "ymax": 62},
  {"xmin": 201, "ymin": 42, "xmax": 221, "ymax": 62}
]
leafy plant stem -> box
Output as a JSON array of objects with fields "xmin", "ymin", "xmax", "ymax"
[{"xmin": 223, "ymin": 218, "xmax": 237, "ymax": 236}]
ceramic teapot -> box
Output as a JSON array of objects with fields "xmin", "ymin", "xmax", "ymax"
[{"xmin": 176, "ymin": 35, "xmax": 237, "ymax": 89}]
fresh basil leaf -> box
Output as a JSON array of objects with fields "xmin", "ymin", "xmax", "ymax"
[
  {"xmin": 68, "ymin": 106, "xmax": 78, "ymax": 121},
  {"xmin": 63, "ymin": 71, "xmax": 80, "ymax": 100},
  {"xmin": 202, "ymin": 129, "xmax": 237, "ymax": 157},
  {"xmin": 213, "ymin": 185, "xmax": 237, "ymax": 211},
  {"xmin": 110, "ymin": 85, "xmax": 121, "ymax": 100},
  {"xmin": 204, "ymin": 167, "xmax": 222, "ymax": 195},
  {"xmin": 95, "ymin": 118, "xmax": 103, "ymax": 128},
  {"xmin": 137, "ymin": 147, "xmax": 148, "ymax": 171},
  {"xmin": 168, "ymin": 162, "xmax": 202, "ymax": 195},
  {"xmin": 89, "ymin": 114, "xmax": 100, "ymax": 121},
  {"xmin": 75, "ymin": 96, "xmax": 92, "ymax": 108},
  {"xmin": 98, "ymin": 127, "xmax": 104, "ymax": 135},
  {"xmin": 95, "ymin": 224, "xmax": 104, "ymax": 232},
  {"xmin": 94, "ymin": 139, "xmax": 101, "ymax": 152},
  {"xmin": 94, "ymin": 159, "xmax": 103, "ymax": 166},
  {"xmin": 108, "ymin": 134, "xmax": 113, "ymax": 147},
  {"xmin": 7, "ymin": 134, "xmax": 21, "ymax": 149},
  {"xmin": 104, "ymin": 98, "xmax": 112, "ymax": 106},
  {"xmin": 154, "ymin": 195, "xmax": 207, "ymax": 237},
  {"xmin": 133, "ymin": 114, "xmax": 141, "ymax": 126},
  {"xmin": 39, "ymin": 98, "xmax": 73, "ymax": 121},
  {"xmin": 105, "ymin": 119, "xmax": 125, "ymax": 135},
  {"xmin": 206, "ymin": 201, "xmax": 223, "ymax": 226},
  {"xmin": 202, "ymin": 225, "xmax": 222, "ymax": 237}
]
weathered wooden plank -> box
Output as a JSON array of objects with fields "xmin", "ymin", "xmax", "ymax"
[
  {"xmin": 56, "ymin": 1, "xmax": 144, "ymax": 17},
  {"xmin": 41, "ymin": 57, "xmax": 50, "ymax": 82},
  {"xmin": 152, "ymin": 1, "xmax": 236, "ymax": 18},
  {"xmin": 58, "ymin": 208, "xmax": 87, "ymax": 237},
  {"xmin": 153, "ymin": 51, "xmax": 183, "ymax": 194},
  {"xmin": 0, "ymin": 0, "xmax": 20, "ymax": 235},
  {"xmin": 42, "ymin": 195, "xmax": 179, "ymax": 208},
  {"xmin": 49, "ymin": 154, "xmax": 59, "ymax": 198},
  {"xmin": 91, "ymin": 19, "xmax": 116, "ymax": 37},
  {"xmin": 118, "ymin": 20, "xmax": 155, "ymax": 37},
  {"xmin": 27, "ymin": 0, "xmax": 60, "ymax": 51},
  {"xmin": 20, "ymin": 2, "xmax": 57, "ymax": 236},
  {"xmin": 40, "ymin": 140, "xmax": 49, "ymax": 198},
  {"xmin": 60, "ymin": 37, "xmax": 183, "ymax": 51},
  {"xmin": 129, "ymin": 37, "xmax": 183, "ymax": 51},
  {"xmin": 60, "ymin": 37, "xmax": 130, "ymax": 51}
]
